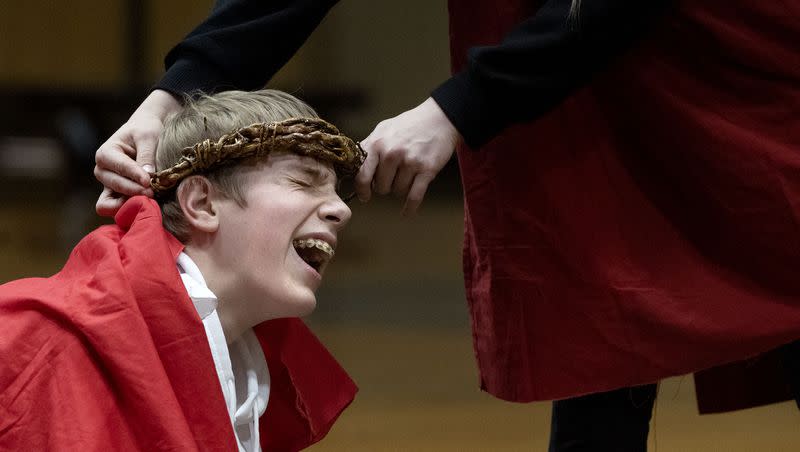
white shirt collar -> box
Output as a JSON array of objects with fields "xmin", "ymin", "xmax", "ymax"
[
  {"xmin": 176, "ymin": 252, "xmax": 270, "ymax": 452},
  {"xmin": 176, "ymin": 252, "xmax": 218, "ymax": 319}
]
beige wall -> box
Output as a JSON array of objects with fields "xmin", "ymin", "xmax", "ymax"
[
  {"xmin": 0, "ymin": 1, "xmax": 212, "ymax": 88},
  {"xmin": 0, "ymin": 1, "xmax": 124, "ymax": 87},
  {"xmin": 148, "ymin": 1, "xmax": 218, "ymax": 79},
  {"xmin": 0, "ymin": 0, "xmax": 451, "ymax": 134},
  {"xmin": 271, "ymin": 0, "xmax": 451, "ymax": 134}
]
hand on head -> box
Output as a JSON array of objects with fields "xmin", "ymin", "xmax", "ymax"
[
  {"xmin": 356, "ymin": 97, "xmax": 460, "ymax": 216},
  {"xmin": 94, "ymin": 90, "xmax": 182, "ymax": 217},
  {"xmin": 96, "ymin": 92, "xmax": 459, "ymax": 218}
]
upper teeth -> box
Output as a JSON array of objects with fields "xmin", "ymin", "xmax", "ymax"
[{"xmin": 292, "ymin": 238, "xmax": 334, "ymax": 258}]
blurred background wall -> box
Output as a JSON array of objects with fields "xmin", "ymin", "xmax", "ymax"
[
  {"xmin": 1, "ymin": 1, "xmax": 798, "ymax": 450},
  {"xmin": 0, "ymin": 0, "xmax": 450, "ymax": 134}
]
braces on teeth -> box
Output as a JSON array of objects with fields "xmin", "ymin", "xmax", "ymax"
[{"xmin": 292, "ymin": 238, "xmax": 335, "ymax": 258}]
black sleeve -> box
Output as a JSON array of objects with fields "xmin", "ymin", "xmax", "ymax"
[
  {"xmin": 430, "ymin": 0, "xmax": 673, "ymax": 148},
  {"xmin": 155, "ymin": 0, "xmax": 339, "ymax": 96}
]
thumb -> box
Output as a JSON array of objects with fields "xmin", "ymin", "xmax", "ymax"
[{"xmin": 135, "ymin": 133, "xmax": 159, "ymax": 174}]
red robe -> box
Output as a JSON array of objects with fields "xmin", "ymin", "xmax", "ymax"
[
  {"xmin": 0, "ymin": 197, "xmax": 356, "ymax": 451},
  {"xmin": 449, "ymin": 0, "xmax": 800, "ymax": 411}
]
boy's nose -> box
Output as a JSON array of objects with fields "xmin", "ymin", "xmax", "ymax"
[{"xmin": 320, "ymin": 195, "xmax": 352, "ymax": 228}]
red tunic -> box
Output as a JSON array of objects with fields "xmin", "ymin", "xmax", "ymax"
[
  {"xmin": 0, "ymin": 197, "xmax": 355, "ymax": 451},
  {"xmin": 448, "ymin": 0, "xmax": 800, "ymax": 409}
]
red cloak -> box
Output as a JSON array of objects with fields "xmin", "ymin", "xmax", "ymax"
[
  {"xmin": 448, "ymin": 0, "xmax": 800, "ymax": 411},
  {"xmin": 0, "ymin": 197, "xmax": 356, "ymax": 451}
]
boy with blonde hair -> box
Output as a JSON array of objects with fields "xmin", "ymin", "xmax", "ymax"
[{"xmin": 0, "ymin": 89, "xmax": 363, "ymax": 451}]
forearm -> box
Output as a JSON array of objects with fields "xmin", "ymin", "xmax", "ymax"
[
  {"xmin": 431, "ymin": 0, "xmax": 673, "ymax": 148},
  {"xmin": 156, "ymin": 0, "xmax": 339, "ymax": 96}
]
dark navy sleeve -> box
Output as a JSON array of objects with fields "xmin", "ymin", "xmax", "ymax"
[{"xmin": 156, "ymin": 0, "xmax": 338, "ymax": 96}]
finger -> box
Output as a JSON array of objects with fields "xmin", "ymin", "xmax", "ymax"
[
  {"xmin": 119, "ymin": 141, "xmax": 137, "ymax": 159},
  {"xmin": 134, "ymin": 133, "xmax": 159, "ymax": 174},
  {"xmin": 373, "ymin": 150, "xmax": 402, "ymax": 195},
  {"xmin": 141, "ymin": 186, "xmax": 154, "ymax": 198},
  {"xmin": 95, "ymin": 187, "xmax": 128, "ymax": 217},
  {"xmin": 354, "ymin": 147, "xmax": 380, "ymax": 202},
  {"xmin": 403, "ymin": 172, "xmax": 435, "ymax": 216},
  {"xmin": 94, "ymin": 166, "xmax": 150, "ymax": 197},
  {"xmin": 96, "ymin": 143, "xmax": 150, "ymax": 187},
  {"xmin": 391, "ymin": 164, "xmax": 416, "ymax": 199}
]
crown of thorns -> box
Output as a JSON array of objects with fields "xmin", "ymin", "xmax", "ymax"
[{"xmin": 150, "ymin": 117, "xmax": 366, "ymax": 195}]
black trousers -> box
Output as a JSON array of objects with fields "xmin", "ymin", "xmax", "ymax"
[{"xmin": 548, "ymin": 341, "xmax": 800, "ymax": 452}]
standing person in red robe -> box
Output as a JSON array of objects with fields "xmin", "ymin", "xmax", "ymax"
[
  {"xmin": 1, "ymin": 89, "xmax": 363, "ymax": 451},
  {"xmin": 92, "ymin": 0, "xmax": 800, "ymax": 449}
]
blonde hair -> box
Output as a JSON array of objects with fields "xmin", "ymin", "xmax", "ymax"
[
  {"xmin": 568, "ymin": 0, "xmax": 581, "ymax": 21},
  {"xmin": 156, "ymin": 89, "xmax": 318, "ymax": 242}
]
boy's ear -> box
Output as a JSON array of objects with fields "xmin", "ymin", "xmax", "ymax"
[{"xmin": 177, "ymin": 176, "xmax": 220, "ymax": 233}]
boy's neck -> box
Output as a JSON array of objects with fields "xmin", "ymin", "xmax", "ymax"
[{"xmin": 182, "ymin": 247, "xmax": 250, "ymax": 345}]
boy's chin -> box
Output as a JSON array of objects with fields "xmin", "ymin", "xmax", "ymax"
[
  {"xmin": 273, "ymin": 295, "xmax": 317, "ymax": 319},
  {"xmin": 292, "ymin": 299, "xmax": 317, "ymax": 318}
]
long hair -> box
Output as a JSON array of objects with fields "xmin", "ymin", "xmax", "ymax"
[{"xmin": 569, "ymin": 0, "xmax": 581, "ymax": 17}]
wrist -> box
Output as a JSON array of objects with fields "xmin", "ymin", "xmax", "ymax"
[
  {"xmin": 135, "ymin": 90, "xmax": 182, "ymax": 122},
  {"xmin": 422, "ymin": 97, "xmax": 462, "ymax": 145}
]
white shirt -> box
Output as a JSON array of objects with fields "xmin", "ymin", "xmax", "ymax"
[{"xmin": 177, "ymin": 252, "xmax": 270, "ymax": 452}]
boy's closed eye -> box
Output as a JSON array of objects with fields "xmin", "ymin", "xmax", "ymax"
[
  {"xmin": 285, "ymin": 162, "xmax": 352, "ymax": 201},
  {"xmin": 288, "ymin": 176, "xmax": 314, "ymax": 188},
  {"xmin": 285, "ymin": 174, "xmax": 335, "ymax": 197}
]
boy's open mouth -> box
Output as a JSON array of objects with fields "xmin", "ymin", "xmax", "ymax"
[{"xmin": 292, "ymin": 238, "xmax": 334, "ymax": 273}]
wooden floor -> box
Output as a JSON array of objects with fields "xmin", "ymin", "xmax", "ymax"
[
  {"xmin": 2, "ymin": 193, "xmax": 799, "ymax": 451},
  {"xmin": 309, "ymin": 326, "xmax": 800, "ymax": 452}
]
